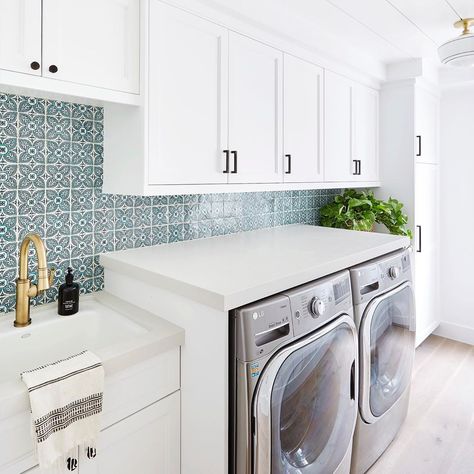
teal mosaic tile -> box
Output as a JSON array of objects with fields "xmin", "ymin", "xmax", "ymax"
[{"xmin": 0, "ymin": 91, "xmax": 342, "ymax": 314}]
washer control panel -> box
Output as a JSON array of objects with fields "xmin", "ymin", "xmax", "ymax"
[{"xmin": 284, "ymin": 270, "xmax": 352, "ymax": 337}]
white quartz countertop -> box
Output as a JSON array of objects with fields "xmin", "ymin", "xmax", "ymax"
[{"xmin": 101, "ymin": 225, "xmax": 410, "ymax": 311}]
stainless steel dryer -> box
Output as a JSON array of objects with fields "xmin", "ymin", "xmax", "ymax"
[
  {"xmin": 349, "ymin": 248, "xmax": 415, "ymax": 474},
  {"xmin": 230, "ymin": 270, "xmax": 358, "ymax": 474}
]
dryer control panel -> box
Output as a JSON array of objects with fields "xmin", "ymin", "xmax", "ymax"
[
  {"xmin": 350, "ymin": 248, "xmax": 412, "ymax": 305},
  {"xmin": 284, "ymin": 270, "xmax": 353, "ymax": 338}
]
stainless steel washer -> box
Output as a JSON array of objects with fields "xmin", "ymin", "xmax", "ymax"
[
  {"xmin": 349, "ymin": 248, "xmax": 416, "ymax": 474},
  {"xmin": 230, "ymin": 270, "xmax": 358, "ymax": 474}
]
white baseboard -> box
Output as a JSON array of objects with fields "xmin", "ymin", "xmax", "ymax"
[
  {"xmin": 416, "ymin": 321, "xmax": 440, "ymax": 347},
  {"xmin": 433, "ymin": 321, "xmax": 474, "ymax": 346}
]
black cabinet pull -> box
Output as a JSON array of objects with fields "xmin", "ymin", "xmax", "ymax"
[
  {"xmin": 49, "ymin": 64, "xmax": 58, "ymax": 73},
  {"xmin": 30, "ymin": 61, "xmax": 40, "ymax": 70},
  {"xmin": 223, "ymin": 150, "xmax": 230, "ymax": 174},
  {"xmin": 285, "ymin": 154, "xmax": 292, "ymax": 174},
  {"xmin": 416, "ymin": 225, "xmax": 422, "ymax": 253},
  {"xmin": 66, "ymin": 457, "xmax": 78, "ymax": 471},
  {"xmin": 231, "ymin": 150, "xmax": 238, "ymax": 174},
  {"xmin": 353, "ymin": 160, "xmax": 361, "ymax": 176},
  {"xmin": 358, "ymin": 160, "xmax": 362, "ymax": 176},
  {"xmin": 416, "ymin": 135, "xmax": 422, "ymax": 157},
  {"xmin": 350, "ymin": 360, "xmax": 355, "ymax": 400}
]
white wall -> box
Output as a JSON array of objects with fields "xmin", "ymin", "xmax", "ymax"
[{"xmin": 437, "ymin": 85, "xmax": 474, "ymax": 345}]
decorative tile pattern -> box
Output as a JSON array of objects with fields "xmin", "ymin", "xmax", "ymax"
[{"xmin": 0, "ymin": 91, "xmax": 342, "ymax": 314}]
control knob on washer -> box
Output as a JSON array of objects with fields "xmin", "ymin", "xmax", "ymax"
[
  {"xmin": 388, "ymin": 266, "xmax": 401, "ymax": 279},
  {"xmin": 310, "ymin": 297, "xmax": 325, "ymax": 318}
]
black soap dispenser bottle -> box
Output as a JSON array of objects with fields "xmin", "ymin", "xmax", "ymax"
[{"xmin": 58, "ymin": 267, "xmax": 80, "ymax": 316}]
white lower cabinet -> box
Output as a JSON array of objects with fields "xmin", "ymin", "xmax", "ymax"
[{"xmin": 81, "ymin": 392, "xmax": 180, "ymax": 474}]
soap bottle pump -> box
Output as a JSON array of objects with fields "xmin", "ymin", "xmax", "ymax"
[{"xmin": 58, "ymin": 267, "xmax": 80, "ymax": 316}]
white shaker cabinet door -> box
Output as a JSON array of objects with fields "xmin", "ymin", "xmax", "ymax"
[
  {"xmin": 0, "ymin": 0, "xmax": 42, "ymax": 75},
  {"xmin": 42, "ymin": 0, "xmax": 139, "ymax": 93},
  {"xmin": 353, "ymin": 84, "xmax": 379, "ymax": 182},
  {"xmin": 415, "ymin": 87, "xmax": 439, "ymax": 164},
  {"xmin": 324, "ymin": 71, "xmax": 354, "ymax": 182},
  {"xmin": 80, "ymin": 392, "xmax": 181, "ymax": 474},
  {"xmin": 283, "ymin": 54, "xmax": 323, "ymax": 183},
  {"xmin": 148, "ymin": 1, "xmax": 229, "ymax": 185},
  {"xmin": 414, "ymin": 163, "xmax": 439, "ymax": 346},
  {"xmin": 228, "ymin": 32, "xmax": 283, "ymax": 184}
]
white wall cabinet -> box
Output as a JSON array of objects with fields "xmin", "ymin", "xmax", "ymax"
[
  {"xmin": 325, "ymin": 71, "xmax": 379, "ymax": 183},
  {"xmin": 42, "ymin": 0, "xmax": 139, "ymax": 93},
  {"xmin": 0, "ymin": 0, "xmax": 139, "ymax": 103},
  {"xmin": 414, "ymin": 163, "xmax": 439, "ymax": 346},
  {"xmin": 104, "ymin": 1, "xmax": 380, "ymax": 195},
  {"xmin": 0, "ymin": 0, "xmax": 42, "ymax": 76},
  {"xmin": 228, "ymin": 33, "xmax": 283, "ymax": 184},
  {"xmin": 80, "ymin": 392, "xmax": 180, "ymax": 474},
  {"xmin": 148, "ymin": 1, "xmax": 228, "ymax": 185},
  {"xmin": 283, "ymin": 54, "xmax": 323, "ymax": 183}
]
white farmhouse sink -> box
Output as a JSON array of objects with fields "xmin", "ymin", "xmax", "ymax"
[
  {"xmin": 0, "ymin": 292, "xmax": 184, "ymax": 420},
  {"xmin": 0, "ymin": 299, "xmax": 146, "ymax": 384}
]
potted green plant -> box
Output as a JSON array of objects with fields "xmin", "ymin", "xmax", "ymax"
[{"xmin": 320, "ymin": 189, "xmax": 412, "ymax": 238}]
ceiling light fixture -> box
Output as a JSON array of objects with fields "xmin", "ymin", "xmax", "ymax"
[{"xmin": 439, "ymin": 18, "xmax": 474, "ymax": 67}]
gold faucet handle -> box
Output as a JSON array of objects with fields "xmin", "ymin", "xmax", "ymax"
[{"xmin": 48, "ymin": 267, "xmax": 56, "ymax": 287}]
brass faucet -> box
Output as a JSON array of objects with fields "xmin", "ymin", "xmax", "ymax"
[{"xmin": 15, "ymin": 233, "xmax": 55, "ymax": 327}]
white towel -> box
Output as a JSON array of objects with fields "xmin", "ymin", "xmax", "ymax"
[{"xmin": 21, "ymin": 350, "xmax": 104, "ymax": 472}]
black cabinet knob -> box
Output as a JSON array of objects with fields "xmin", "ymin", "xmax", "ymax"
[
  {"xmin": 66, "ymin": 457, "xmax": 78, "ymax": 471},
  {"xmin": 30, "ymin": 61, "xmax": 40, "ymax": 70},
  {"xmin": 49, "ymin": 64, "xmax": 58, "ymax": 73}
]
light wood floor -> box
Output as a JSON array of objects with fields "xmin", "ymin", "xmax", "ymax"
[{"xmin": 369, "ymin": 335, "xmax": 474, "ymax": 474}]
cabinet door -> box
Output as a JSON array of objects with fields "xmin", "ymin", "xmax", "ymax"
[
  {"xmin": 148, "ymin": 1, "xmax": 228, "ymax": 185},
  {"xmin": 42, "ymin": 0, "xmax": 139, "ymax": 93},
  {"xmin": 228, "ymin": 32, "xmax": 283, "ymax": 184},
  {"xmin": 415, "ymin": 163, "xmax": 439, "ymax": 346},
  {"xmin": 353, "ymin": 84, "xmax": 379, "ymax": 182},
  {"xmin": 283, "ymin": 54, "xmax": 323, "ymax": 183},
  {"xmin": 0, "ymin": 0, "xmax": 41, "ymax": 75},
  {"xmin": 324, "ymin": 71, "xmax": 353, "ymax": 182},
  {"xmin": 415, "ymin": 88, "xmax": 439, "ymax": 164},
  {"xmin": 80, "ymin": 392, "xmax": 180, "ymax": 474}
]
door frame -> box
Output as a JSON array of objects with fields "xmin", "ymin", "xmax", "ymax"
[
  {"xmin": 252, "ymin": 314, "xmax": 358, "ymax": 474},
  {"xmin": 359, "ymin": 281, "xmax": 415, "ymax": 424}
]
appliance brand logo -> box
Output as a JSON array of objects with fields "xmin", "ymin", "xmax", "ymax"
[{"xmin": 252, "ymin": 311, "xmax": 264, "ymax": 320}]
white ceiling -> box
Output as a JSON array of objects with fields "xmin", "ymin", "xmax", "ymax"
[{"xmin": 197, "ymin": 0, "xmax": 474, "ymax": 79}]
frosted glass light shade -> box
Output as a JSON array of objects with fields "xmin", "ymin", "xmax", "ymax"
[{"xmin": 439, "ymin": 34, "xmax": 474, "ymax": 67}]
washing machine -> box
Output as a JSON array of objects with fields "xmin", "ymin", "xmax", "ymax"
[
  {"xmin": 230, "ymin": 270, "xmax": 358, "ymax": 474},
  {"xmin": 349, "ymin": 248, "xmax": 416, "ymax": 474}
]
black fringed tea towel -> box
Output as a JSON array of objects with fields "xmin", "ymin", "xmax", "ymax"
[{"xmin": 21, "ymin": 350, "xmax": 104, "ymax": 472}]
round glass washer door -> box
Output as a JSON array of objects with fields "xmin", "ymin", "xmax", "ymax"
[{"xmin": 253, "ymin": 316, "xmax": 358, "ymax": 474}]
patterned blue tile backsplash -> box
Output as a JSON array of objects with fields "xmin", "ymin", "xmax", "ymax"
[{"xmin": 0, "ymin": 91, "xmax": 341, "ymax": 313}]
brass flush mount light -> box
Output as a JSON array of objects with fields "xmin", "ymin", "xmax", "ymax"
[{"xmin": 439, "ymin": 18, "xmax": 474, "ymax": 66}]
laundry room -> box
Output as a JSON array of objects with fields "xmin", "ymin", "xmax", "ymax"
[{"xmin": 0, "ymin": 0, "xmax": 472, "ymax": 473}]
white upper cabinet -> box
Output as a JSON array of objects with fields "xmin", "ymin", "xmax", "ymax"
[
  {"xmin": 0, "ymin": 0, "xmax": 42, "ymax": 75},
  {"xmin": 283, "ymin": 54, "xmax": 323, "ymax": 183},
  {"xmin": 148, "ymin": 1, "xmax": 228, "ymax": 185},
  {"xmin": 353, "ymin": 84, "xmax": 379, "ymax": 181},
  {"xmin": 325, "ymin": 71, "xmax": 353, "ymax": 182},
  {"xmin": 228, "ymin": 32, "xmax": 283, "ymax": 184},
  {"xmin": 415, "ymin": 87, "xmax": 439, "ymax": 164},
  {"xmin": 325, "ymin": 70, "xmax": 379, "ymax": 183},
  {"xmin": 42, "ymin": 0, "xmax": 139, "ymax": 93}
]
